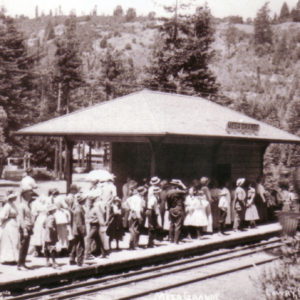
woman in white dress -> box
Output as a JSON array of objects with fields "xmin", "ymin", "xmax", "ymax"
[
  {"xmin": 184, "ymin": 186, "xmax": 197, "ymax": 239},
  {"xmin": 189, "ymin": 190, "xmax": 209, "ymax": 239},
  {"xmin": 245, "ymin": 186, "xmax": 259, "ymax": 228},
  {"xmin": 31, "ymin": 195, "xmax": 49, "ymax": 256},
  {"xmin": 54, "ymin": 194, "xmax": 71, "ymax": 254},
  {"xmin": 0, "ymin": 190, "xmax": 19, "ymax": 264}
]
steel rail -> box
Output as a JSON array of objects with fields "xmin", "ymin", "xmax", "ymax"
[
  {"xmin": 7, "ymin": 238, "xmax": 281, "ymax": 300},
  {"xmin": 119, "ymin": 255, "xmax": 283, "ymax": 300},
  {"xmin": 10, "ymin": 240, "xmax": 282, "ymax": 300}
]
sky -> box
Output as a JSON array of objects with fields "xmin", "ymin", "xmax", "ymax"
[{"xmin": 1, "ymin": 0, "xmax": 299, "ymax": 20}]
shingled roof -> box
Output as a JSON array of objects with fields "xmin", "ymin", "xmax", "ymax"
[{"xmin": 16, "ymin": 89, "xmax": 300, "ymax": 144}]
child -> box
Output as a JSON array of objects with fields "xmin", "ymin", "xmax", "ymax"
[
  {"xmin": 245, "ymin": 186, "xmax": 259, "ymax": 228},
  {"xmin": 106, "ymin": 197, "xmax": 124, "ymax": 250},
  {"xmin": 218, "ymin": 190, "xmax": 228, "ymax": 235},
  {"xmin": 44, "ymin": 204, "xmax": 58, "ymax": 268}
]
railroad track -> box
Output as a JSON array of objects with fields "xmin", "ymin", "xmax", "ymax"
[{"xmin": 7, "ymin": 238, "xmax": 283, "ymax": 300}]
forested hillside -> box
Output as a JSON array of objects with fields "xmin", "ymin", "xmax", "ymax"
[{"xmin": 1, "ymin": 2, "xmax": 300, "ymax": 189}]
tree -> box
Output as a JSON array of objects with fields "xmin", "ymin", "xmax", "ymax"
[
  {"xmin": 0, "ymin": 14, "xmax": 39, "ymax": 171},
  {"xmin": 254, "ymin": 2, "xmax": 273, "ymax": 55},
  {"xmin": 273, "ymin": 32, "xmax": 288, "ymax": 68},
  {"xmin": 97, "ymin": 46, "xmax": 138, "ymax": 100},
  {"xmin": 291, "ymin": 1, "xmax": 300, "ymax": 22},
  {"xmin": 35, "ymin": 5, "xmax": 39, "ymax": 18},
  {"xmin": 125, "ymin": 8, "xmax": 136, "ymax": 22},
  {"xmin": 54, "ymin": 14, "xmax": 83, "ymax": 114},
  {"xmin": 225, "ymin": 24, "xmax": 238, "ymax": 57},
  {"xmin": 279, "ymin": 2, "xmax": 290, "ymax": 22},
  {"xmin": 146, "ymin": 4, "xmax": 219, "ymax": 101},
  {"xmin": 0, "ymin": 16, "xmax": 38, "ymax": 134},
  {"xmin": 0, "ymin": 107, "xmax": 11, "ymax": 176},
  {"xmin": 113, "ymin": 5, "xmax": 123, "ymax": 17},
  {"xmin": 45, "ymin": 20, "xmax": 55, "ymax": 41}
]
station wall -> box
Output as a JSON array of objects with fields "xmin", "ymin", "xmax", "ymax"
[{"xmin": 111, "ymin": 141, "xmax": 267, "ymax": 193}]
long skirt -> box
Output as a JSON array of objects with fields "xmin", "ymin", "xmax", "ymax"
[
  {"xmin": 0, "ymin": 218, "xmax": 19, "ymax": 263},
  {"xmin": 56, "ymin": 224, "xmax": 69, "ymax": 252},
  {"xmin": 31, "ymin": 213, "xmax": 46, "ymax": 247},
  {"xmin": 106, "ymin": 214, "xmax": 124, "ymax": 241}
]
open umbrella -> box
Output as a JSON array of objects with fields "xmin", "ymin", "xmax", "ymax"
[{"xmin": 85, "ymin": 169, "xmax": 115, "ymax": 182}]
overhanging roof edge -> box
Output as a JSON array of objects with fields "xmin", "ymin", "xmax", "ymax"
[{"xmin": 13, "ymin": 130, "xmax": 300, "ymax": 144}]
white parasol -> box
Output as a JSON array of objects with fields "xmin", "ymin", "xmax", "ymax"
[{"xmin": 85, "ymin": 169, "xmax": 115, "ymax": 182}]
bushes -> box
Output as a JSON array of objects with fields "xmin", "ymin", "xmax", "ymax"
[{"xmin": 254, "ymin": 235, "xmax": 300, "ymax": 300}]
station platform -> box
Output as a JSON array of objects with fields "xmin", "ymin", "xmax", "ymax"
[{"xmin": 0, "ymin": 223, "xmax": 282, "ymax": 292}]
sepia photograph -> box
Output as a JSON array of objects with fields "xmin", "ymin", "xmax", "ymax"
[{"xmin": 0, "ymin": 0, "xmax": 299, "ymax": 299}]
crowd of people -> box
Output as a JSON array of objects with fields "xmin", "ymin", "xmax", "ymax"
[{"xmin": 0, "ymin": 168, "xmax": 297, "ymax": 270}]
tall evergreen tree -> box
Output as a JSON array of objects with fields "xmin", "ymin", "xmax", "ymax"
[
  {"xmin": 254, "ymin": 2, "xmax": 273, "ymax": 55},
  {"xmin": 97, "ymin": 46, "xmax": 138, "ymax": 100},
  {"xmin": 146, "ymin": 4, "xmax": 218, "ymax": 100},
  {"xmin": 279, "ymin": 2, "xmax": 290, "ymax": 22},
  {"xmin": 54, "ymin": 14, "xmax": 83, "ymax": 114},
  {"xmin": 0, "ymin": 15, "xmax": 38, "ymax": 133}
]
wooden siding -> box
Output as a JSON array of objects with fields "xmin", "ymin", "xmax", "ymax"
[{"xmin": 111, "ymin": 141, "xmax": 268, "ymax": 193}]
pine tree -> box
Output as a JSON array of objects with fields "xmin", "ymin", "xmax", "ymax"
[
  {"xmin": 279, "ymin": 2, "xmax": 290, "ymax": 22},
  {"xmin": 54, "ymin": 14, "xmax": 83, "ymax": 114},
  {"xmin": 113, "ymin": 5, "xmax": 123, "ymax": 17},
  {"xmin": 125, "ymin": 8, "xmax": 137, "ymax": 22},
  {"xmin": 146, "ymin": 4, "xmax": 218, "ymax": 100},
  {"xmin": 0, "ymin": 106, "xmax": 11, "ymax": 176},
  {"xmin": 254, "ymin": 2, "xmax": 273, "ymax": 55},
  {"xmin": 97, "ymin": 46, "xmax": 138, "ymax": 100},
  {"xmin": 0, "ymin": 15, "xmax": 38, "ymax": 133}
]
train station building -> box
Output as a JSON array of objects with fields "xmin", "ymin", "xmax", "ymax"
[{"xmin": 16, "ymin": 89, "xmax": 300, "ymax": 192}]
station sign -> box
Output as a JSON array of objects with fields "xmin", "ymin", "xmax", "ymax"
[{"xmin": 226, "ymin": 121, "xmax": 260, "ymax": 135}]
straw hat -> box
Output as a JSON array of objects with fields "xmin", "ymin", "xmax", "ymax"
[
  {"xmin": 236, "ymin": 178, "xmax": 245, "ymax": 187},
  {"xmin": 7, "ymin": 190, "xmax": 18, "ymax": 201},
  {"xmin": 150, "ymin": 176, "xmax": 161, "ymax": 185},
  {"xmin": 76, "ymin": 193, "xmax": 86, "ymax": 203},
  {"xmin": 152, "ymin": 186, "xmax": 161, "ymax": 194},
  {"xmin": 170, "ymin": 179, "xmax": 186, "ymax": 190},
  {"xmin": 20, "ymin": 182, "xmax": 38, "ymax": 196},
  {"xmin": 137, "ymin": 186, "xmax": 147, "ymax": 195},
  {"xmin": 200, "ymin": 177, "xmax": 209, "ymax": 186}
]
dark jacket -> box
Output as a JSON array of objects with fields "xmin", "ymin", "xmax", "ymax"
[{"xmin": 72, "ymin": 204, "xmax": 86, "ymax": 236}]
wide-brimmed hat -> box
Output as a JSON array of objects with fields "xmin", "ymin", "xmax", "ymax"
[
  {"xmin": 200, "ymin": 177, "xmax": 209, "ymax": 186},
  {"xmin": 21, "ymin": 182, "xmax": 38, "ymax": 196},
  {"xmin": 137, "ymin": 186, "xmax": 147, "ymax": 195},
  {"xmin": 7, "ymin": 190, "xmax": 18, "ymax": 201},
  {"xmin": 150, "ymin": 176, "xmax": 161, "ymax": 185},
  {"xmin": 76, "ymin": 193, "xmax": 86, "ymax": 203},
  {"xmin": 112, "ymin": 196, "xmax": 121, "ymax": 202},
  {"xmin": 152, "ymin": 186, "xmax": 161, "ymax": 194},
  {"xmin": 170, "ymin": 179, "xmax": 186, "ymax": 190},
  {"xmin": 236, "ymin": 178, "xmax": 245, "ymax": 187}
]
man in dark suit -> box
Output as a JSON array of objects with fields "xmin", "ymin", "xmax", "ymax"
[
  {"xmin": 69, "ymin": 193, "xmax": 86, "ymax": 266},
  {"xmin": 166, "ymin": 179, "xmax": 187, "ymax": 244}
]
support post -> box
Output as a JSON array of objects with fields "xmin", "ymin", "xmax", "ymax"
[
  {"xmin": 148, "ymin": 138, "xmax": 162, "ymax": 177},
  {"xmin": 65, "ymin": 138, "xmax": 74, "ymax": 194}
]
